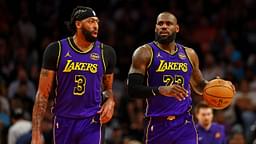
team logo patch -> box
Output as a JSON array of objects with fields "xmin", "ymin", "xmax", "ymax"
[
  {"xmin": 178, "ymin": 53, "xmax": 186, "ymax": 59},
  {"xmin": 215, "ymin": 132, "xmax": 221, "ymax": 139},
  {"xmin": 65, "ymin": 51, "xmax": 72, "ymax": 57},
  {"xmin": 90, "ymin": 53, "xmax": 100, "ymax": 60}
]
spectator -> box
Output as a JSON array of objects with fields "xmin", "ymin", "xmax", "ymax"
[{"xmin": 7, "ymin": 108, "xmax": 31, "ymax": 144}]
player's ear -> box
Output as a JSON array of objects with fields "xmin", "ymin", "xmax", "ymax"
[
  {"xmin": 176, "ymin": 24, "xmax": 180, "ymax": 33},
  {"xmin": 75, "ymin": 21, "xmax": 82, "ymax": 29}
]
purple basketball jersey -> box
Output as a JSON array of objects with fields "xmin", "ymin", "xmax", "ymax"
[
  {"xmin": 53, "ymin": 37, "xmax": 104, "ymax": 118},
  {"xmin": 146, "ymin": 42, "xmax": 193, "ymax": 117},
  {"xmin": 144, "ymin": 42, "xmax": 197, "ymax": 144}
]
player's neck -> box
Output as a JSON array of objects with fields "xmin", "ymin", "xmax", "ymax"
[
  {"xmin": 73, "ymin": 35, "xmax": 94, "ymax": 52},
  {"xmin": 156, "ymin": 41, "xmax": 176, "ymax": 54}
]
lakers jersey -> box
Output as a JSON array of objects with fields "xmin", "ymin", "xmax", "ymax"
[
  {"xmin": 146, "ymin": 42, "xmax": 193, "ymax": 117},
  {"xmin": 53, "ymin": 37, "xmax": 105, "ymax": 118}
]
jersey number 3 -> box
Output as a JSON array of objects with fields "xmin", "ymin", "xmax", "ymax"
[{"xmin": 73, "ymin": 75, "xmax": 86, "ymax": 96}]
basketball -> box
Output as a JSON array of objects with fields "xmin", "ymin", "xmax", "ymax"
[{"xmin": 203, "ymin": 79, "xmax": 235, "ymax": 109}]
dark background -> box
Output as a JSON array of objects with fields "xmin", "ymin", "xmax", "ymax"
[{"xmin": 0, "ymin": 0, "xmax": 256, "ymax": 143}]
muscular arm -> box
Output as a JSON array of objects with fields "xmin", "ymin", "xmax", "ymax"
[
  {"xmin": 185, "ymin": 48, "xmax": 208, "ymax": 95},
  {"xmin": 102, "ymin": 74, "xmax": 114, "ymax": 99},
  {"xmin": 128, "ymin": 45, "xmax": 151, "ymax": 75},
  {"xmin": 32, "ymin": 42, "xmax": 58, "ymax": 143},
  {"xmin": 127, "ymin": 45, "xmax": 158, "ymax": 98},
  {"xmin": 32, "ymin": 69, "xmax": 55, "ymax": 143}
]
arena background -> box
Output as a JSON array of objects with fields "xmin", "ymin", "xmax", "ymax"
[{"xmin": 0, "ymin": 0, "xmax": 256, "ymax": 143}]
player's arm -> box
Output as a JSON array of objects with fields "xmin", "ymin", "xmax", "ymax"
[
  {"xmin": 98, "ymin": 44, "xmax": 116, "ymax": 124},
  {"xmin": 32, "ymin": 69, "xmax": 55, "ymax": 143},
  {"xmin": 32, "ymin": 42, "xmax": 59, "ymax": 144},
  {"xmin": 128, "ymin": 45, "xmax": 188, "ymax": 100},
  {"xmin": 127, "ymin": 45, "xmax": 155, "ymax": 98},
  {"xmin": 185, "ymin": 48, "xmax": 208, "ymax": 95}
]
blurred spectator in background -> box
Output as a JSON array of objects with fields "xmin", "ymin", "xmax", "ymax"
[
  {"xmin": 0, "ymin": 0, "xmax": 256, "ymax": 143},
  {"xmin": 228, "ymin": 132, "xmax": 246, "ymax": 144},
  {"xmin": 0, "ymin": 76, "xmax": 10, "ymax": 144},
  {"xmin": 7, "ymin": 108, "xmax": 31, "ymax": 144},
  {"xmin": 233, "ymin": 79, "xmax": 256, "ymax": 143},
  {"xmin": 8, "ymin": 66, "xmax": 36, "ymax": 101},
  {"xmin": 202, "ymin": 53, "xmax": 224, "ymax": 80},
  {"xmin": 195, "ymin": 101, "xmax": 227, "ymax": 144}
]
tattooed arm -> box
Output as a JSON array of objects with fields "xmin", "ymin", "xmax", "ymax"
[
  {"xmin": 31, "ymin": 69, "xmax": 55, "ymax": 144},
  {"xmin": 97, "ymin": 73, "xmax": 115, "ymax": 124}
]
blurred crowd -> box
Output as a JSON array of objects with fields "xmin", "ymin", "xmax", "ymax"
[{"xmin": 0, "ymin": 0, "xmax": 256, "ymax": 144}]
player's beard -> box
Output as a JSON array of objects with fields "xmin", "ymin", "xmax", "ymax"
[
  {"xmin": 155, "ymin": 32, "xmax": 176, "ymax": 44},
  {"xmin": 82, "ymin": 29, "xmax": 97, "ymax": 42}
]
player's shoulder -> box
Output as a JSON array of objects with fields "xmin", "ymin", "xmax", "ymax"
[
  {"xmin": 47, "ymin": 41, "xmax": 59, "ymax": 49},
  {"xmin": 133, "ymin": 43, "xmax": 152, "ymax": 54},
  {"xmin": 101, "ymin": 43, "xmax": 112, "ymax": 49},
  {"xmin": 100, "ymin": 43, "xmax": 115, "ymax": 52},
  {"xmin": 181, "ymin": 44, "xmax": 195, "ymax": 54},
  {"xmin": 100, "ymin": 43, "xmax": 116, "ymax": 61},
  {"xmin": 180, "ymin": 44, "xmax": 199, "ymax": 60}
]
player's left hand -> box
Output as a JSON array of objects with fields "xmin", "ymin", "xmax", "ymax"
[
  {"xmin": 97, "ymin": 91, "xmax": 115, "ymax": 124},
  {"xmin": 216, "ymin": 76, "xmax": 236, "ymax": 94}
]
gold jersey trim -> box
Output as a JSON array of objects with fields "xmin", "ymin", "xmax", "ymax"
[
  {"xmin": 100, "ymin": 43, "xmax": 106, "ymax": 73},
  {"xmin": 67, "ymin": 37, "xmax": 94, "ymax": 54}
]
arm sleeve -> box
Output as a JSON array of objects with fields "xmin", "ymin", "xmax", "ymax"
[
  {"xmin": 42, "ymin": 42, "xmax": 60, "ymax": 71},
  {"xmin": 127, "ymin": 73, "xmax": 160, "ymax": 99},
  {"xmin": 102, "ymin": 44, "xmax": 116, "ymax": 74}
]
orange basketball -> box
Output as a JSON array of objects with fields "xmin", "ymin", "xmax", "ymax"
[{"xmin": 203, "ymin": 79, "xmax": 235, "ymax": 109}]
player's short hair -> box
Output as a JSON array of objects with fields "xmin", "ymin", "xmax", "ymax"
[
  {"xmin": 69, "ymin": 6, "xmax": 97, "ymax": 32},
  {"xmin": 194, "ymin": 101, "xmax": 211, "ymax": 114}
]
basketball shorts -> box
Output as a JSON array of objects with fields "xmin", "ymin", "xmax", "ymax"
[
  {"xmin": 144, "ymin": 113, "xmax": 198, "ymax": 144},
  {"xmin": 53, "ymin": 115, "xmax": 103, "ymax": 144}
]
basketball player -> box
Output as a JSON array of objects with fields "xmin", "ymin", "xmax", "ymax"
[
  {"xmin": 127, "ymin": 12, "xmax": 209, "ymax": 144},
  {"xmin": 31, "ymin": 6, "xmax": 116, "ymax": 144},
  {"xmin": 195, "ymin": 101, "xmax": 227, "ymax": 144}
]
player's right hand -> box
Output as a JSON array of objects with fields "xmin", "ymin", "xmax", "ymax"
[{"xmin": 158, "ymin": 84, "xmax": 188, "ymax": 101}]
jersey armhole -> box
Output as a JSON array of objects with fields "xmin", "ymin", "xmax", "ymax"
[
  {"xmin": 146, "ymin": 44, "xmax": 154, "ymax": 69},
  {"xmin": 56, "ymin": 41, "xmax": 62, "ymax": 69},
  {"xmin": 183, "ymin": 46, "xmax": 194, "ymax": 71},
  {"xmin": 100, "ymin": 43, "xmax": 107, "ymax": 73}
]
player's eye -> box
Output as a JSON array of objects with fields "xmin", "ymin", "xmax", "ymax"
[
  {"xmin": 157, "ymin": 22, "xmax": 163, "ymax": 26},
  {"xmin": 86, "ymin": 18, "xmax": 100, "ymax": 24},
  {"xmin": 165, "ymin": 22, "xmax": 171, "ymax": 26}
]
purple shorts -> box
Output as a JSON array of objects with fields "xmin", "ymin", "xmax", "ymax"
[
  {"xmin": 144, "ymin": 113, "xmax": 198, "ymax": 144},
  {"xmin": 53, "ymin": 115, "xmax": 103, "ymax": 144}
]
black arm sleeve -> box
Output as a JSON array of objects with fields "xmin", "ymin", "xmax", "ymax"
[
  {"xmin": 102, "ymin": 44, "xmax": 116, "ymax": 74},
  {"xmin": 127, "ymin": 73, "xmax": 160, "ymax": 99},
  {"xmin": 42, "ymin": 42, "xmax": 59, "ymax": 71}
]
